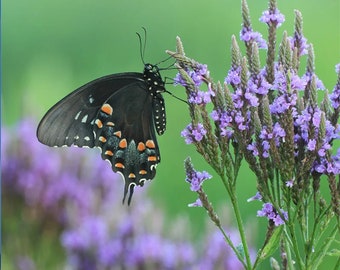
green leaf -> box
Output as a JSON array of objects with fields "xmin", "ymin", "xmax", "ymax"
[
  {"xmin": 258, "ymin": 226, "xmax": 283, "ymax": 261},
  {"xmin": 327, "ymin": 249, "xmax": 340, "ymax": 257}
]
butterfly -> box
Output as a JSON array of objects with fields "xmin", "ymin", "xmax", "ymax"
[{"xmin": 37, "ymin": 63, "xmax": 167, "ymax": 205}]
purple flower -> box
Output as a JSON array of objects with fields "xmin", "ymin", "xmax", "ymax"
[
  {"xmin": 291, "ymin": 74, "xmax": 308, "ymax": 90},
  {"xmin": 15, "ymin": 256, "xmax": 36, "ymax": 270},
  {"xmin": 225, "ymin": 66, "xmax": 242, "ymax": 85},
  {"xmin": 186, "ymin": 170, "xmax": 212, "ymax": 192},
  {"xmin": 302, "ymin": 72, "xmax": 325, "ymax": 90},
  {"xmin": 270, "ymin": 92, "xmax": 297, "ymax": 114},
  {"xmin": 273, "ymin": 123, "xmax": 286, "ymax": 144},
  {"xmin": 181, "ymin": 123, "xmax": 207, "ymax": 144},
  {"xmin": 330, "ymin": 63, "xmax": 340, "ymax": 109},
  {"xmin": 288, "ymin": 34, "xmax": 308, "ymax": 56},
  {"xmin": 211, "ymin": 110, "xmax": 234, "ymax": 138},
  {"xmin": 307, "ymin": 139, "xmax": 317, "ymax": 151},
  {"xmin": 188, "ymin": 87, "xmax": 214, "ymax": 105},
  {"xmin": 260, "ymin": 9, "xmax": 285, "ymax": 27},
  {"xmin": 257, "ymin": 203, "xmax": 288, "ymax": 226},
  {"xmin": 272, "ymin": 214, "xmax": 286, "ymax": 226},
  {"xmin": 247, "ymin": 192, "xmax": 263, "ymax": 202},
  {"xmin": 61, "ymin": 216, "xmax": 108, "ymax": 251},
  {"xmin": 245, "ymin": 91, "xmax": 259, "ymax": 107},
  {"xmin": 247, "ymin": 142, "xmax": 259, "ymax": 157},
  {"xmin": 286, "ymin": 179, "xmax": 294, "ymax": 188},
  {"xmin": 336, "ymin": 63, "xmax": 340, "ymax": 73},
  {"xmin": 188, "ymin": 198, "xmax": 203, "ymax": 207},
  {"xmin": 198, "ymin": 230, "xmax": 251, "ymax": 270},
  {"xmin": 240, "ymin": 28, "xmax": 267, "ymax": 49},
  {"xmin": 248, "ymin": 75, "xmax": 272, "ymax": 95},
  {"xmin": 174, "ymin": 64, "xmax": 208, "ymax": 87},
  {"xmin": 273, "ymin": 68, "xmax": 307, "ymax": 92}
]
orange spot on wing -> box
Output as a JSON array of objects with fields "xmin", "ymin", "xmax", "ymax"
[
  {"xmin": 95, "ymin": 119, "xmax": 103, "ymax": 129},
  {"xmin": 105, "ymin": 150, "xmax": 114, "ymax": 156},
  {"xmin": 115, "ymin": 162, "xmax": 125, "ymax": 169},
  {"xmin": 146, "ymin": 140, "xmax": 155, "ymax": 149},
  {"xmin": 128, "ymin": 173, "xmax": 136, "ymax": 178},
  {"xmin": 137, "ymin": 142, "xmax": 146, "ymax": 152},
  {"xmin": 101, "ymin": 103, "xmax": 113, "ymax": 115},
  {"xmin": 106, "ymin": 121, "xmax": 115, "ymax": 127},
  {"xmin": 99, "ymin": 136, "xmax": 107, "ymax": 143},
  {"xmin": 148, "ymin": 156, "xmax": 157, "ymax": 162},
  {"xmin": 119, "ymin": 138, "xmax": 127, "ymax": 148},
  {"xmin": 139, "ymin": 169, "xmax": 147, "ymax": 175},
  {"xmin": 114, "ymin": 131, "xmax": 122, "ymax": 138}
]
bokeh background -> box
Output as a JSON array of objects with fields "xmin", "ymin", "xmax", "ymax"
[{"xmin": 2, "ymin": 0, "xmax": 340, "ymax": 269}]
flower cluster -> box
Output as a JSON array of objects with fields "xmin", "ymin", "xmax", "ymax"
[
  {"xmin": 174, "ymin": 63, "xmax": 208, "ymax": 87},
  {"xmin": 2, "ymin": 119, "xmax": 250, "ymax": 270},
  {"xmin": 181, "ymin": 123, "xmax": 207, "ymax": 144},
  {"xmin": 168, "ymin": 0, "xmax": 340, "ymax": 268},
  {"xmin": 186, "ymin": 167, "xmax": 212, "ymax": 192}
]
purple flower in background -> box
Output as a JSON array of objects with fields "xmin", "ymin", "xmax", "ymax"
[
  {"xmin": 4, "ymin": 118, "xmax": 254, "ymax": 270},
  {"xmin": 181, "ymin": 123, "xmax": 207, "ymax": 144},
  {"xmin": 260, "ymin": 8, "xmax": 285, "ymax": 27}
]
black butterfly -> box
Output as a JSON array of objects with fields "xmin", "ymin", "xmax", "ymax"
[{"xmin": 37, "ymin": 63, "xmax": 166, "ymax": 204}]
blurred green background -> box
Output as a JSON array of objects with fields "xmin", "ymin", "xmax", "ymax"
[{"xmin": 2, "ymin": 0, "xmax": 340, "ymax": 269}]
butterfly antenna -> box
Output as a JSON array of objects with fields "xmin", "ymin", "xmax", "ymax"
[
  {"xmin": 136, "ymin": 28, "xmax": 147, "ymax": 64},
  {"xmin": 155, "ymin": 55, "xmax": 174, "ymax": 68}
]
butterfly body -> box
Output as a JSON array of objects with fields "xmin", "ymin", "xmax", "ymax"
[{"xmin": 37, "ymin": 64, "xmax": 166, "ymax": 204}]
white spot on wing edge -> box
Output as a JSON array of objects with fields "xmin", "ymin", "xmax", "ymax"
[
  {"xmin": 81, "ymin": 115, "xmax": 88, "ymax": 123},
  {"xmin": 89, "ymin": 95, "xmax": 94, "ymax": 104},
  {"xmin": 75, "ymin": 111, "xmax": 81, "ymax": 120}
]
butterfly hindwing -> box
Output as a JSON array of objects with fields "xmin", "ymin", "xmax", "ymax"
[{"xmin": 93, "ymin": 83, "xmax": 161, "ymax": 203}]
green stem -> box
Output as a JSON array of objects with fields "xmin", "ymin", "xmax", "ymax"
[
  {"xmin": 221, "ymin": 174, "xmax": 253, "ymax": 269},
  {"xmin": 311, "ymin": 225, "xmax": 339, "ymax": 269},
  {"xmin": 286, "ymin": 208, "xmax": 305, "ymax": 269},
  {"xmin": 216, "ymin": 224, "xmax": 248, "ymax": 269}
]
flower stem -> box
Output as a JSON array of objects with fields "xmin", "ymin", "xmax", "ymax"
[{"xmin": 221, "ymin": 173, "xmax": 253, "ymax": 269}]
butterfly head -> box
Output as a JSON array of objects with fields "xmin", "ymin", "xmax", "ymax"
[{"xmin": 143, "ymin": 63, "xmax": 166, "ymax": 95}]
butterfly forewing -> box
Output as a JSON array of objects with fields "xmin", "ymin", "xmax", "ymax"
[{"xmin": 37, "ymin": 73, "xmax": 144, "ymax": 148}]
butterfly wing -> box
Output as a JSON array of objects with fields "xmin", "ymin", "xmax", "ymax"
[
  {"xmin": 37, "ymin": 72, "xmax": 163, "ymax": 204},
  {"xmin": 93, "ymin": 82, "xmax": 161, "ymax": 203},
  {"xmin": 37, "ymin": 73, "xmax": 144, "ymax": 148}
]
